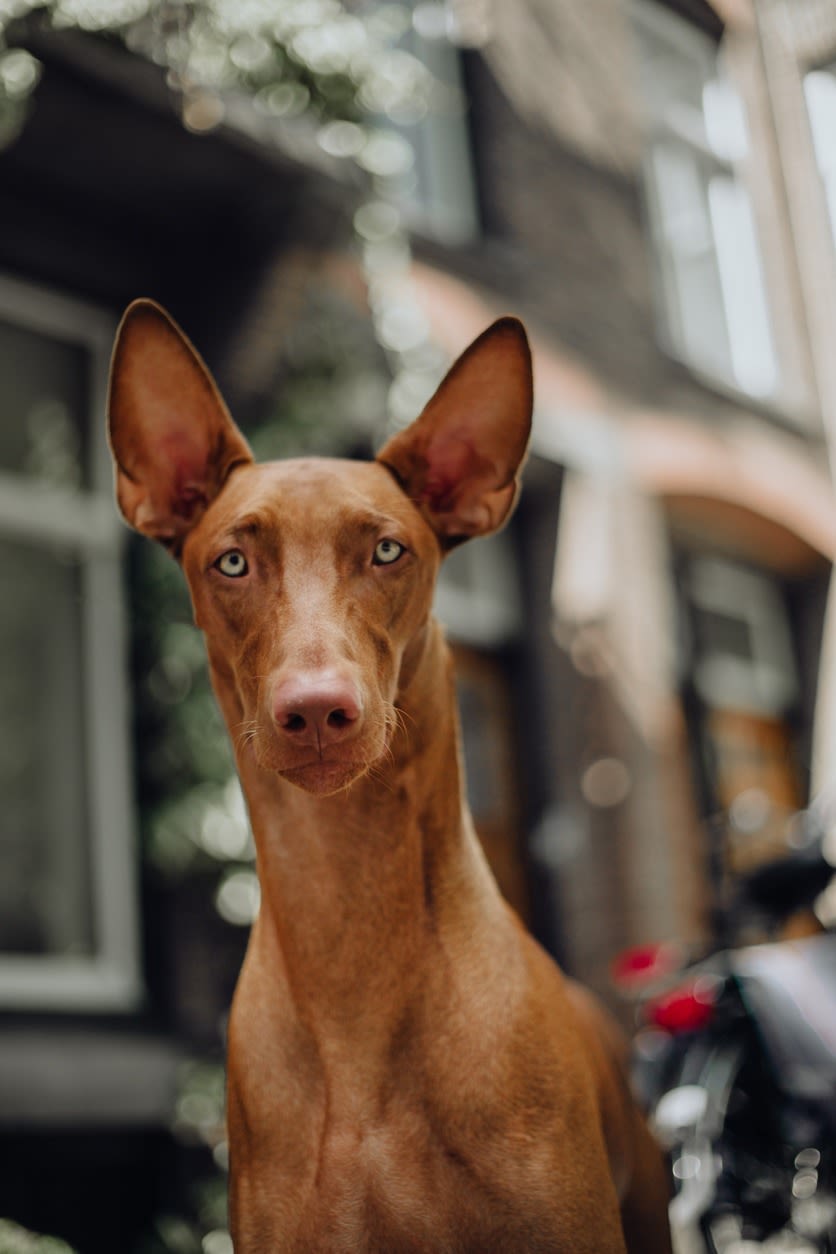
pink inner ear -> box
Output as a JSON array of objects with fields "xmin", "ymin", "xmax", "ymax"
[
  {"xmin": 419, "ymin": 433, "xmax": 497, "ymax": 512},
  {"xmin": 160, "ymin": 431, "xmax": 212, "ymax": 520}
]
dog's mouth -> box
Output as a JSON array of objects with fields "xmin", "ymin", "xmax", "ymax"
[
  {"xmin": 277, "ymin": 757, "xmax": 370, "ymax": 795},
  {"xmin": 248, "ymin": 732, "xmax": 383, "ymax": 795},
  {"xmin": 239, "ymin": 700, "xmax": 394, "ymax": 795}
]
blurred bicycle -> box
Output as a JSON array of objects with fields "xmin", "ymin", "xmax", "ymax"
[{"xmin": 614, "ymin": 799, "xmax": 836, "ymax": 1253}]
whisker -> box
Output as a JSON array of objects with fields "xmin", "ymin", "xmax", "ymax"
[
  {"xmin": 234, "ymin": 718, "xmax": 261, "ymax": 752},
  {"xmin": 363, "ymin": 761, "xmax": 396, "ymax": 793},
  {"xmin": 394, "ymin": 704, "xmax": 416, "ymax": 730}
]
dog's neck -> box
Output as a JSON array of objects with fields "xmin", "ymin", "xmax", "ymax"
[{"xmin": 211, "ymin": 618, "xmax": 502, "ymax": 1042}]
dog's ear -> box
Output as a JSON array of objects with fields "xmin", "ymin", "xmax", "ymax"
[
  {"xmin": 107, "ymin": 299, "xmax": 253, "ymax": 552},
  {"xmin": 377, "ymin": 317, "xmax": 532, "ymax": 546}
]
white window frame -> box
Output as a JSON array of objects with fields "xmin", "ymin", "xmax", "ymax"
[
  {"xmin": 0, "ymin": 273, "xmax": 142, "ymax": 1011},
  {"xmin": 631, "ymin": 0, "xmax": 778, "ymax": 401}
]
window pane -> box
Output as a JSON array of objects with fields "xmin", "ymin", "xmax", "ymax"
[
  {"xmin": 651, "ymin": 142, "xmax": 712, "ymax": 254},
  {"xmin": 0, "ymin": 317, "xmax": 88, "ymax": 489},
  {"xmin": 0, "ymin": 537, "xmax": 93, "ymax": 957},
  {"xmin": 703, "ymin": 78, "xmax": 748, "ymax": 163},
  {"xmin": 651, "ymin": 141, "xmax": 731, "ymax": 378},
  {"xmin": 805, "ymin": 70, "xmax": 836, "ymax": 178},
  {"xmin": 708, "ymin": 176, "xmax": 777, "ymax": 396},
  {"xmin": 693, "ymin": 606, "xmax": 753, "ymax": 660},
  {"xmin": 805, "ymin": 68, "xmax": 836, "ymax": 250}
]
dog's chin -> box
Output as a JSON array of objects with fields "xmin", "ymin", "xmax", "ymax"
[{"xmin": 278, "ymin": 759, "xmax": 368, "ymax": 796}]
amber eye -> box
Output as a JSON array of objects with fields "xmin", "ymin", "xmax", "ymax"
[
  {"xmin": 215, "ymin": 549, "xmax": 248, "ymax": 578},
  {"xmin": 373, "ymin": 539, "xmax": 405, "ymax": 566}
]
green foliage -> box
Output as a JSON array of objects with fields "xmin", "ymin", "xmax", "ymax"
[
  {"xmin": 0, "ymin": 1221, "xmax": 76, "ymax": 1254},
  {"xmin": 0, "ymin": 7, "xmax": 431, "ymax": 1250},
  {"xmin": 250, "ymin": 279, "xmax": 389, "ymax": 460},
  {"xmin": 0, "ymin": 0, "xmax": 435, "ymax": 159}
]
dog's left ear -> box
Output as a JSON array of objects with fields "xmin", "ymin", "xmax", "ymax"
[
  {"xmin": 107, "ymin": 299, "xmax": 253, "ymax": 553},
  {"xmin": 377, "ymin": 317, "xmax": 532, "ymax": 546}
]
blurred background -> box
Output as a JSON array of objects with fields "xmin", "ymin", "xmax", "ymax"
[{"xmin": 0, "ymin": 0, "xmax": 835, "ymax": 1250}]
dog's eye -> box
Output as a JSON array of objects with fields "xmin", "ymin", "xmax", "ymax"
[
  {"xmin": 373, "ymin": 539, "xmax": 405, "ymax": 566},
  {"xmin": 215, "ymin": 549, "xmax": 249, "ymax": 578}
]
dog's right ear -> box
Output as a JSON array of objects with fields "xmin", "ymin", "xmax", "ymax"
[
  {"xmin": 107, "ymin": 299, "xmax": 253, "ymax": 552},
  {"xmin": 377, "ymin": 317, "xmax": 532, "ymax": 547}
]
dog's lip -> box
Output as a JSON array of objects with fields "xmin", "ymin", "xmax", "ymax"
[
  {"xmin": 285, "ymin": 755, "xmax": 365, "ymax": 773},
  {"xmin": 278, "ymin": 756, "xmax": 368, "ymax": 795},
  {"xmin": 250, "ymin": 721, "xmax": 389, "ymax": 787}
]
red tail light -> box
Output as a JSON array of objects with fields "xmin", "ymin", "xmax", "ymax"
[
  {"xmin": 648, "ymin": 978, "xmax": 718, "ymax": 1034},
  {"xmin": 611, "ymin": 941, "xmax": 683, "ymax": 992}
]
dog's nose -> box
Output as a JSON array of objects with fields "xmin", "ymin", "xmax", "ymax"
[{"xmin": 272, "ymin": 672, "xmax": 362, "ymax": 748}]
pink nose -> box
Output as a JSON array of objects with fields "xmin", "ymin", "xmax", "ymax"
[{"xmin": 272, "ymin": 672, "xmax": 362, "ymax": 749}]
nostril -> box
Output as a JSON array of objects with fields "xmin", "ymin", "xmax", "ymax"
[
  {"xmin": 327, "ymin": 708, "xmax": 355, "ymax": 730},
  {"xmin": 283, "ymin": 712, "xmax": 307, "ymax": 733}
]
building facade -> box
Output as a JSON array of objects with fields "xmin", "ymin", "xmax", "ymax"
[
  {"xmin": 410, "ymin": 0, "xmax": 836, "ymax": 1002},
  {"xmin": 0, "ymin": 0, "xmax": 835, "ymax": 1246}
]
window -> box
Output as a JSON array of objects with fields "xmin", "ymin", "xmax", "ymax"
[
  {"xmin": 387, "ymin": 2, "xmax": 480, "ymax": 244},
  {"xmin": 684, "ymin": 557, "xmax": 798, "ymax": 715},
  {"xmin": 632, "ymin": 2, "xmax": 778, "ymax": 398},
  {"xmin": 0, "ymin": 274, "xmax": 141, "ymax": 1010},
  {"xmin": 804, "ymin": 64, "xmax": 836, "ymax": 249}
]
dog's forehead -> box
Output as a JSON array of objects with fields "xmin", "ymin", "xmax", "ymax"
[{"xmin": 198, "ymin": 456, "xmax": 423, "ymax": 540}]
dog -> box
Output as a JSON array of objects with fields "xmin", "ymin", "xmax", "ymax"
[{"xmin": 107, "ymin": 299, "xmax": 673, "ymax": 1252}]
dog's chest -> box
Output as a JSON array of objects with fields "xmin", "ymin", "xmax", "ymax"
[
  {"xmin": 291, "ymin": 1099, "xmax": 581, "ymax": 1254},
  {"xmin": 303, "ymin": 1116, "xmax": 438, "ymax": 1250}
]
